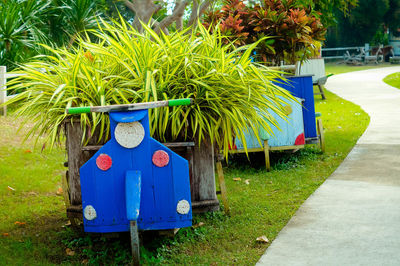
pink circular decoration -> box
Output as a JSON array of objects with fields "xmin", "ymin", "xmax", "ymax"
[
  {"xmin": 96, "ymin": 154, "xmax": 112, "ymax": 171},
  {"xmin": 152, "ymin": 150, "xmax": 169, "ymax": 167}
]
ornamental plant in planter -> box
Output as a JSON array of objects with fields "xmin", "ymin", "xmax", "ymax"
[
  {"xmin": 204, "ymin": 0, "xmax": 327, "ymax": 65},
  {"xmin": 6, "ymin": 20, "xmax": 293, "ymax": 212}
]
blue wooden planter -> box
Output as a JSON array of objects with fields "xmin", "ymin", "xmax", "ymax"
[
  {"xmin": 234, "ymin": 96, "xmax": 305, "ymax": 149},
  {"xmin": 274, "ymin": 75, "xmax": 317, "ymax": 139},
  {"xmin": 79, "ymin": 110, "xmax": 192, "ymax": 233}
]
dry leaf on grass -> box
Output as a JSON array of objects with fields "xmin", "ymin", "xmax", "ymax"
[
  {"xmin": 2, "ymin": 233, "xmax": 9, "ymax": 237},
  {"xmin": 256, "ymin": 235, "xmax": 269, "ymax": 243},
  {"xmin": 233, "ymin": 177, "xmax": 242, "ymax": 181},
  {"xmin": 14, "ymin": 221, "xmax": 26, "ymax": 226},
  {"xmin": 56, "ymin": 187, "xmax": 63, "ymax": 195},
  {"xmin": 192, "ymin": 222, "xmax": 205, "ymax": 229},
  {"xmin": 24, "ymin": 149, "xmax": 32, "ymax": 153},
  {"xmin": 66, "ymin": 248, "xmax": 75, "ymax": 256},
  {"xmin": 7, "ymin": 186, "xmax": 15, "ymax": 191},
  {"xmin": 62, "ymin": 221, "xmax": 71, "ymax": 228}
]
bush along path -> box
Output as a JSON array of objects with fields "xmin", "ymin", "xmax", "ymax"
[{"xmin": 258, "ymin": 66, "xmax": 400, "ymax": 266}]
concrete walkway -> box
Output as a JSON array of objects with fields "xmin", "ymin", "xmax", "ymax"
[{"xmin": 257, "ymin": 67, "xmax": 400, "ymax": 266}]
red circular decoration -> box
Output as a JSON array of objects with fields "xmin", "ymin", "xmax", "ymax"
[
  {"xmin": 96, "ymin": 154, "xmax": 112, "ymax": 171},
  {"xmin": 152, "ymin": 150, "xmax": 169, "ymax": 167},
  {"xmin": 295, "ymin": 133, "xmax": 305, "ymax": 146}
]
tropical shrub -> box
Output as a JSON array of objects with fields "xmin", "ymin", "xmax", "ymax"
[
  {"xmin": 6, "ymin": 20, "xmax": 293, "ymax": 156},
  {"xmin": 204, "ymin": 0, "xmax": 327, "ymax": 65},
  {"xmin": 0, "ymin": 0, "xmax": 104, "ymax": 70},
  {"xmin": 0, "ymin": 0, "xmax": 49, "ymax": 68}
]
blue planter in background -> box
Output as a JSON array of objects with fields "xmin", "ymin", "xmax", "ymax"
[{"xmin": 274, "ymin": 75, "xmax": 317, "ymax": 139}]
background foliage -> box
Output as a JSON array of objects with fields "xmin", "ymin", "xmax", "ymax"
[
  {"xmin": 0, "ymin": 0, "xmax": 105, "ymax": 70},
  {"xmin": 326, "ymin": 0, "xmax": 400, "ymax": 47},
  {"xmin": 204, "ymin": 0, "xmax": 326, "ymax": 65}
]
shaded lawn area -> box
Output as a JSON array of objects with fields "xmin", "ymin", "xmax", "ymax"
[
  {"xmin": 383, "ymin": 72, "xmax": 400, "ymax": 89},
  {"xmin": 0, "ymin": 89, "xmax": 369, "ymax": 265},
  {"xmin": 0, "ymin": 117, "xmax": 68, "ymax": 265},
  {"xmin": 325, "ymin": 62, "xmax": 393, "ymax": 75}
]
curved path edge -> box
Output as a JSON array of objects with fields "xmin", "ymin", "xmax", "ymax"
[{"xmin": 257, "ymin": 67, "xmax": 400, "ymax": 266}]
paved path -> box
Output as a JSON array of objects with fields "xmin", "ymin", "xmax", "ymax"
[{"xmin": 257, "ymin": 67, "xmax": 400, "ymax": 266}]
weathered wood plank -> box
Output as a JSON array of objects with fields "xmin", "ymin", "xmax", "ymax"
[
  {"xmin": 192, "ymin": 138, "xmax": 219, "ymax": 212},
  {"xmin": 191, "ymin": 199, "xmax": 220, "ymax": 208},
  {"xmin": 81, "ymin": 142, "xmax": 195, "ymax": 152},
  {"xmin": 81, "ymin": 145, "xmax": 103, "ymax": 151},
  {"xmin": 263, "ymin": 140, "xmax": 271, "ymax": 172},
  {"xmin": 229, "ymin": 144, "xmax": 305, "ymax": 154},
  {"xmin": 130, "ymin": 221, "xmax": 140, "ymax": 266},
  {"xmin": 0, "ymin": 66, "xmax": 6, "ymax": 116},
  {"xmin": 163, "ymin": 142, "xmax": 195, "ymax": 147},
  {"xmin": 65, "ymin": 121, "xmax": 83, "ymax": 205},
  {"xmin": 65, "ymin": 120, "xmax": 107, "ymax": 205},
  {"xmin": 317, "ymin": 119, "xmax": 325, "ymax": 153},
  {"xmin": 216, "ymin": 161, "xmax": 230, "ymax": 215}
]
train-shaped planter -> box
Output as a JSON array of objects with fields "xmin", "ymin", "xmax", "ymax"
[
  {"xmin": 67, "ymin": 99, "xmax": 193, "ymax": 265},
  {"xmin": 229, "ymin": 75, "xmax": 325, "ymax": 170}
]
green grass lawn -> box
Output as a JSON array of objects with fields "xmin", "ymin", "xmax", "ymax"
[
  {"xmin": 383, "ymin": 72, "xmax": 400, "ymax": 89},
  {"xmin": 325, "ymin": 62, "xmax": 393, "ymax": 75},
  {"xmin": 0, "ymin": 90, "xmax": 369, "ymax": 265}
]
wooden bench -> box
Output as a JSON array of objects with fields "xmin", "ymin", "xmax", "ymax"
[
  {"xmin": 295, "ymin": 58, "xmax": 330, "ymax": 100},
  {"xmin": 390, "ymin": 56, "xmax": 400, "ymax": 64},
  {"xmin": 364, "ymin": 46, "xmax": 383, "ymax": 64},
  {"xmin": 389, "ymin": 48, "xmax": 400, "ymax": 64}
]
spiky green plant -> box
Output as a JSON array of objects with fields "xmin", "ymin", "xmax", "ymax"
[
  {"xmin": 6, "ymin": 20, "xmax": 293, "ymax": 156},
  {"xmin": 0, "ymin": 0, "xmax": 50, "ymax": 68}
]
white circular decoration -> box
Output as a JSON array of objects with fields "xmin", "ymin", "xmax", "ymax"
[
  {"xmin": 176, "ymin": 200, "xmax": 190, "ymax": 215},
  {"xmin": 84, "ymin": 205, "xmax": 97, "ymax": 221},
  {"xmin": 114, "ymin": 122, "xmax": 145, "ymax": 148}
]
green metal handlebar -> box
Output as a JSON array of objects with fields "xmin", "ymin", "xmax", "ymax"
[{"xmin": 67, "ymin": 98, "xmax": 193, "ymax": 115}]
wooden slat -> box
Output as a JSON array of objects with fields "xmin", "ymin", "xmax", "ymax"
[
  {"xmin": 191, "ymin": 137, "xmax": 219, "ymax": 212},
  {"xmin": 67, "ymin": 205, "xmax": 83, "ymax": 212},
  {"xmin": 229, "ymin": 144, "xmax": 305, "ymax": 154},
  {"xmin": 269, "ymin": 145, "xmax": 305, "ymax": 151},
  {"xmin": 191, "ymin": 199, "xmax": 220, "ymax": 208},
  {"xmin": 163, "ymin": 142, "xmax": 195, "ymax": 147},
  {"xmin": 228, "ymin": 147, "xmax": 264, "ymax": 154},
  {"xmin": 317, "ymin": 119, "xmax": 325, "ymax": 153},
  {"xmin": 81, "ymin": 145, "xmax": 103, "ymax": 151},
  {"xmin": 0, "ymin": 66, "xmax": 6, "ymax": 116},
  {"xmin": 65, "ymin": 121, "xmax": 84, "ymax": 205},
  {"xmin": 216, "ymin": 161, "xmax": 230, "ymax": 215},
  {"xmin": 81, "ymin": 142, "xmax": 195, "ymax": 151},
  {"xmin": 263, "ymin": 140, "xmax": 271, "ymax": 172}
]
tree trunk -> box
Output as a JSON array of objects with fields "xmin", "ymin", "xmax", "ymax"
[{"xmin": 124, "ymin": 0, "xmax": 212, "ymax": 34}]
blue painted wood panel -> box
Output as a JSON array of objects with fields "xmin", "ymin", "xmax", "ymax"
[
  {"xmin": 275, "ymin": 75, "xmax": 317, "ymax": 138},
  {"xmin": 235, "ymin": 96, "xmax": 304, "ymax": 149},
  {"xmin": 80, "ymin": 110, "xmax": 192, "ymax": 233}
]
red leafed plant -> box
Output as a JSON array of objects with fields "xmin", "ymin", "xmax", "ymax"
[
  {"xmin": 204, "ymin": 0, "xmax": 327, "ymax": 65},
  {"xmin": 204, "ymin": 0, "xmax": 251, "ymax": 46}
]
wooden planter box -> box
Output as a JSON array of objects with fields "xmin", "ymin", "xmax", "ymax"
[{"xmin": 64, "ymin": 119, "xmax": 219, "ymax": 222}]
